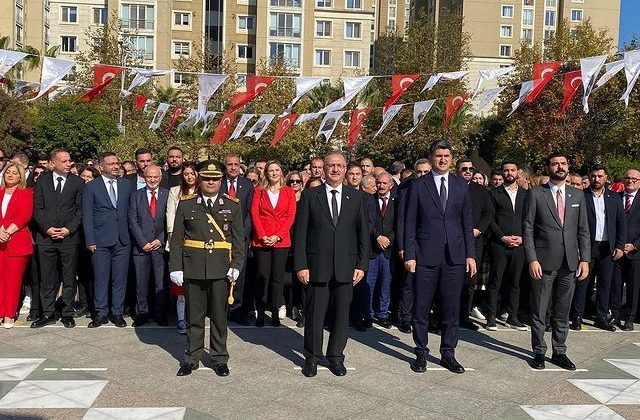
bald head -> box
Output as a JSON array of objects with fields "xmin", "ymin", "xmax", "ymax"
[
  {"xmin": 361, "ymin": 175, "xmax": 377, "ymax": 194},
  {"xmin": 144, "ymin": 165, "xmax": 162, "ymax": 190},
  {"xmin": 624, "ymin": 169, "xmax": 640, "ymax": 193}
]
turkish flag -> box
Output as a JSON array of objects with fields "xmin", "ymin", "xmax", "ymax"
[
  {"xmin": 72, "ymin": 64, "xmax": 123, "ymax": 104},
  {"xmin": 166, "ymin": 107, "xmax": 183, "ymax": 136},
  {"xmin": 230, "ymin": 75, "xmax": 277, "ymax": 111},
  {"xmin": 346, "ymin": 108, "xmax": 371, "ymax": 148},
  {"xmin": 270, "ymin": 114, "xmax": 298, "ymax": 147},
  {"xmin": 210, "ymin": 111, "xmax": 237, "ymax": 144},
  {"xmin": 135, "ymin": 94, "xmax": 147, "ymax": 111},
  {"xmin": 526, "ymin": 61, "xmax": 561, "ymax": 104},
  {"xmin": 442, "ymin": 94, "xmax": 467, "ymax": 129},
  {"xmin": 556, "ymin": 71, "xmax": 582, "ymax": 117},
  {"xmin": 384, "ymin": 74, "xmax": 419, "ymax": 114}
]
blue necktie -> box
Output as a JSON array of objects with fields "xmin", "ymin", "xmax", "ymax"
[
  {"xmin": 440, "ymin": 177, "xmax": 447, "ymax": 211},
  {"xmin": 108, "ymin": 180, "xmax": 117, "ymax": 208}
]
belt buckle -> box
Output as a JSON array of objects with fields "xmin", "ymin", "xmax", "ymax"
[{"xmin": 204, "ymin": 240, "xmax": 215, "ymax": 250}]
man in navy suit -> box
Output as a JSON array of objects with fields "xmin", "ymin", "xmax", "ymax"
[
  {"xmin": 82, "ymin": 152, "xmax": 132, "ymax": 328},
  {"xmin": 404, "ymin": 140, "xmax": 476, "ymax": 374},
  {"xmin": 128, "ymin": 165, "xmax": 169, "ymax": 326}
]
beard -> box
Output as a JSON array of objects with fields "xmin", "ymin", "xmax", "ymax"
[
  {"xmin": 549, "ymin": 170, "xmax": 567, "ymax": 181},
  {"xmin": 504, "ymin": 175, "xmax": 516, "ymax": 184}
]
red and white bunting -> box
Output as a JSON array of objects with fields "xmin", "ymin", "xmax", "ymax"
[
  {"xmin": 210, "ymin": 111, "xmax": 237, "ymax": 144},
  {"xmin": 621, "ymin": 50, "xmax": 640, "ymax": 108},
  {"xmin": 245, "ymin": 114, "xmax": 275, "ymax": 141},
  {"xmin": 526, "ymin": 61, "xmax": 561, "ymax": 104},
  {"xmin": 580, "ymin": 55, "xmax": 606, "ymax": 113},
  {"xmin": 230, "ymin": 75, "xmax": 277, "ymax": 111},
  {"xmin": 149, "ymin": 103, "xmax": 170, "ymax": 130},
  {"xmin": 27, "ymin": 57, "xmax": 75, "ymax": 102},
  {"xmin": 0, "ymin": 49, "xmax": 28, "ymax": 78},
  {"xmin": 271, "ymin": 114, "xmax": 299, "ymax": 147},
  {"xmin": 508, "ymin": 81, "xmax": 535, "ymax": 117},
  {"xmin": 282, "ymin": 77, "xmax": 324, "ymax": 115},
  {"xmin": 442, "ymin": 94, "xmax": 467, "ymax": 129},
  {"xmin": 557, "ymin": 71, "xmax": 582, "ymax": 117},
  {"xmin": 229, "ymin": 114, "xmax": 256, "ymax": 140},
  {"xmin": 384, "ymin": 74, "xmax": 420, "ymax": 114},
  {"xmin": 346, "ymin": 108, "xmax": 371, "ymax": 148},
  {"xmin": 198, "ymin": 74, "xmax": 227, "ymax": 120},
  {"xmin": 320, "ymin": 77, "xmax": 373, "ymax": 113},
  {"xmin": 374, "ymin": 104, "xmax": 403, "ymax": 138},
  {"xmin": 422, "ymin": 71, "xmax": 467, "ymax": 92},
  {"xmin": 316, "ymin": 111, "xmax": 346, "ymax": 141},
  {"xmin": 404, "ymin": 100, "xmax": 435, "ymax": 136}
]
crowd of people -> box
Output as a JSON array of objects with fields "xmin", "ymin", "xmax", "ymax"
[{"xmin": 0, "ymin": 141, "xmax": 638, "ymax": 377}]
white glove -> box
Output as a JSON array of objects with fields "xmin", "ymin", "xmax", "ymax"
[
  {"xmin": 170, "ymin": 271, "xmax": 184, "ymax": 286},
  {"xmin": 226, "ymin": 268, "xmax": 239, "ymax": 282}
]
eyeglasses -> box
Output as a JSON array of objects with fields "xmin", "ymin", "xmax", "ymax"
[
  {"xmin": 288, "ymin": 179, "xmax": 301, "ymax": 185},
  {"xmin": 625, "ymin": 177, "xmax": 640, "ymax": 183},
  {"xmin": 460, "ymin": 167, "xmax": 475, "ymax": 172}
]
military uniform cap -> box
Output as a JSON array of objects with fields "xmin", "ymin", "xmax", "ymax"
[{"xmin": 199, "ymin": 161, "xmax": 223, "ymax": 179}]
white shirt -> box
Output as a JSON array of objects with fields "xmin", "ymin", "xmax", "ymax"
[
  {"xmin": 625, "ymin": 190, "xmax": 637, "ymax": 208},
  {"xmin": 549, "ymin": 182, "xmax": 566, "ymax": 208},
  {"xmin": 592, "ymin": 189, "xmax": 608, "ymax": 242},
  {"xmin": 267, "ymin": 189, "xmax": 279, "ymax": 209},
  {"xmin": 146, "ymin": 187, "xmax": 159, "ymax": 205},
  {"xmin": 136, "ymin": 175, "xmax": 146, "ymax": 190},
  {"xmin": 504, "ymin": 184, "xmax": 518, "ymax": 212},
  {"xmin": 432, "ymin": 172, "xmax": 449, "ymax": 196},
  {"xmin": 52, "ymin": 171, "xmax": 68, "ymax": 192},
  {"xmin": 378, "ymin": 192, "xmax": 390, "ymax": 211},
  {"xmin": 202, "ymin": 194, "xmax": 219, "ymax": 207},
  {"xmin": 226, "ymin": 177, "xmax": 236, "ymax": 192},
  {"xmin": 1, "ymin": 191, "xmax": 11, "ymax": 223},
  {"xmin": 325, "ymin": 182, "xmax": 343, "ymax": 219},
  {"xmin": 102, "ymin": 175, "xmax": 118, "ymax": 202}
]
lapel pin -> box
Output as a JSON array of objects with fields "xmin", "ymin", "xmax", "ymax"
[
  {"xmin": 197, "ymin": 197, "xmax": 202, "ymax": 204},
  {"xmin": 219, "ymin": 198, "xmax": 224, "ymax": 205},
  {"xmin": 346, "ymin": 195, "xmax": 350, "ymax": 200}
]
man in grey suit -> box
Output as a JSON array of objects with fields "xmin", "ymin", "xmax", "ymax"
[{"xmin": 524, "ymin": 152, "xmax": 590, "ymax": 371}]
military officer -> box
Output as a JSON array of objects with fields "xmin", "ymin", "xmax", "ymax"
[{"xmin": 169, "ymin": 162, "xmax": 245, "ymax": 377}]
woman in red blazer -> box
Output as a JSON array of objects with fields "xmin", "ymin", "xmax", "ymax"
[
  {"xmin": 251, "ymin": 160, "xmax": 297, "ymax": 327},
  {"xmin": 0, "ymin": 163, "xmax": 34, "ymax": 328}
]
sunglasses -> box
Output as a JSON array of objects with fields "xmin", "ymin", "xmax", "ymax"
[
  {"xmin": 625, "ymin": 177, "xmax": 640, "ymax": 183},
  {"xmin": 460, "ymin": 167, "xmax": 475, "ymax": 172},
  {"xmin": 288, "ymin": 179, "xmax": 301, "ymax": 185}
]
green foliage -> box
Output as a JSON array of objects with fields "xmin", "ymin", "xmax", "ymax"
[{"xmin": 0, "ymin": 90, "xmax": 34, "ymax": 153}]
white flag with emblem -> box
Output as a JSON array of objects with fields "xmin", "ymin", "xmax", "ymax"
[
  {"xmin": 177, "ymin": 109, "xmax": 200, "ymax": 132},
  {"xmin": 200, "ymin": 111, "xmax": 217, "ymax": 135},
  {"xmin": 198, "ymin": 74, "xmax": 227, "ymax": 120},
  {"xmin": 475, "ymin": 87, "xmax": 505, "ymax": 116},
  {"xmin": 27, "ymin": 57, "xmax": 75, "ymax": 101},
  {"xmin": 0, "ymin": 49, "xmax": 28, "ymax": 78},
  {"xmin": 508, "ymin": 81, "xmax": 535, "ymax": 117},
  {"xmin": 404, "ymin": 100, "xmax": 436, "ymax": 136},
  {"xmin": 230, "ymin": 114, "xmax": 256, "ymax": 140},
  {"xmin": 282, "ymin": 77, "xmax": 325, "ymax": 115},
  {"xmin": 422, "ymin": 71, "xmax": 468, "ymax": 92},
  {"xmin": 127, "ymin": 68, "xmax": 169, "ymax": 91},
  {"xmin": 472, "ymin": 67, "xmax": 515, "ymax": 96},
  {"xmin": 374, "ymin": 104, "xmax": 403, "ymax": 138},
  {"xmin": 296, "ymin": 113, "xmax": 322, "ymax": 125},
  {"xmin": 246, "ymin": 114, "xmax": 275, "ymax": 141},
  {"xmin": 149, "ymin": 103, "xmax": 171, "ymax": 129},
  {"xmin": 620, "ymin": 50, "xmax": 640, "ymax": 108},
  {"xmin": 594, "ymin": 59, "xmax": 624, "ymax": 91},
  {"xmin": 580, "ymin": 55, "xmax": 607, "ymax": 113},
  {"xmin": 320, "ymin": 77, "xmax": 373, "ymax": 113},
  {"xmin": 316, "ymin": 111, "xmax": 346, "ymax": 141}
]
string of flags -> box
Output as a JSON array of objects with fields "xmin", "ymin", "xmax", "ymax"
[{"xmin": 1, "ymin": 49, "xmax": 640, "ymax": 148}]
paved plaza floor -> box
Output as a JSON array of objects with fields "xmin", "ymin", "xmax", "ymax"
[{"xmin": 1, "ymin": 317, "xmax": 640, "ymax": 420}]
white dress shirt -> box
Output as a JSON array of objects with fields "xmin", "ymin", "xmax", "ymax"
[
  {"xmin": 378, "ymin": 192, "xmax": 390, "ymax": 211},
  {"xmin": 52, "ymin": 171, "xmax": 68, "ymax": 192},
  {"xmin": 146, "ymin": 187, "xmax": 159, "ymax": 205},
  {"xmin": 504, "ymin": 184, "xmax": 518, "ymax": 211},
  {"xmin": 325, "ymin": 182, "xmax": 343, "ymax": 219},
  {"xmin": 592, "ymin": 189, "xmax": 608, "ymax": 242},
  {"xmin": 432, "ymin": 172, "xmax": 449, "ymax": 196},
  {"xmin": 102, "ymin": 175, "xmax": 118, "ymax": 202},
  {"xmin": 625, "ymin": 190, "xmax": 637, "ymax": 208},
  {"xmin": 549, "ymin": 182, "xmax": 566, "ymax": 208}
]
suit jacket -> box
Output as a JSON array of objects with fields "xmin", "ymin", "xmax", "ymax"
[
  {"xmin": 621, "ymin": 191, "xmax": 640, "ymax": 260},
  {"xmin": 583, "ymin": 188, "xmax": 626, "ymax": 254},
  {"xmin": 367, "ymin": 190, "xmax": 397, "ymax": 258},
  {"xmin": 404, "ymin": 172, "xmax": 475, "ymax": 266},
  {"xmin": 128, "ymin": 187, "xmax": 169, "ymax": 256},
  {"xmin": 33, "ymin": 172, "xmax": 84, "ymax": 245},
  {"xmin": 250, "ymin": 185, "xmax": 297, "ymax": 248},
  {"xmin": 220, "ymin": 175, "xmax": 254, "ymax": 239},
  {"xmin": 394, "ymin": 175, "xmax": 415, "ymax": 252},
  {"xmin": 82, "ymin": 177, "xmax": 132, "ymax": 247},
  {"xmin": 488, "ymin": 185, "xmax": 528, "ymax": 246},
  {"xmin": 523, "ymin": 183, "xmax": 591, "ymax": 271},
  {"xmin": 468, "ymin": 182, "xmax": 493, "ymax": 234},
  {"xmin": 0, "ymin": 187, "xmax": 33, "ymax": 256},
  {"xmin": 293, "ymin": 185, "xmax": 370, "ymax": 284}
]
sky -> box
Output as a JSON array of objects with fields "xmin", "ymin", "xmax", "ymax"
[{"xmin": 619, "ymin": 0, "xmax": 640, "ymax": 48}]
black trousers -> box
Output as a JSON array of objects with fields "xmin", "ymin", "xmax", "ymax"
[
  {"xmin": 487, "ymin": 244, "xmax": 524, "ymax": 321},
  {"xmin": 398, "ymin": 269, "xmax": 414, "ymax": 324},
  {"xmin": 254, "ymin": 247, "xmax": 289, "ymax": 313},
  {"xmin": 304, "ymin": 278, "xmax": 353, "ymax": 364},
  {"xmin": 77, "ymin": 248, "xmax": 94, "ymax": 314},
  {"xmin": 620, "ymin": 257, "xmax": 640, "ymax": 322},
  {"xmin": 571, "ymin": 241, "xmax": 614, "ymax": 320},
  {"xmin": 184, "ymin": 278, "xmax": 229, "ymax": 367},
  {"xmin": 38, "ymin": 244, "xmax": 79, "ymax": 318},
  {"xmin": 460, "ymin": 238, "xmax": 483, "ymax": 322}
]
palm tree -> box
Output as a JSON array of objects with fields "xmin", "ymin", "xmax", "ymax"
[{"xmin": 155, "ymin": 85, "xmax": 177, "ymax": 104}]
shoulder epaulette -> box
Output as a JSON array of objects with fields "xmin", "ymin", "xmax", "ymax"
[
  {"xmin": 223, "ymin": 193, "xmax": 240, "ymax": 203},
  {"xmin": 180, "ymin": 194, "xmax": 198, "ymax": 201}
]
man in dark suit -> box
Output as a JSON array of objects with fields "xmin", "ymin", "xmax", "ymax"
[
  {"xmin": 31, "ymin": 148, "xmax": 84, "ymax": 329},
  {"xmin": 126, "ymin": 148, "xmax": 154, "ymax": 191},
  {"xmin": 570, "ymin": 165, "xmax": 625, "ymax": 331},
  {"xmin": 128, "ymin": 165, "xmax": 169, "ymax": 326},
  {"xmin": 220, "ymin": 153, "xmax": 254, "ymax": 324},
  {"xmin": 486, "ymin": 161, "xmax": 528, "ymax": 331},
  {"xmin": 82, "ymin": 152, "xmax": 133, "ymax": 328},
  {"xmin": 356, "ymin": 172, "xmax": 396, "ymax": 330},
  {"xmin": 294, "ymin": 151, "xmax": 369, "ymax": 377},
  {"xmin": 455, "ymin": 158, "xmax": 493, "ymax": 331},
  {"xmin": 524, "ymin": 152, "xmax": 590, "ymax": 370},
  {"xmin": 616, "ymin": 169, "xmax": 640, "ymax": 331},
  {"xmin": 404, "ymin": 140, "xmax": 476, "ymax": 374}
]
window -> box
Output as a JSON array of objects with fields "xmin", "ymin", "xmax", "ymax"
[
  {"xmin": 315, "ymin": 49, "xmax": 331, "ymax": 66},
  {"xmin": 317, "ymin": 0, "xmax": 332, "ymax": 6},
  {"xmin": 571, "ymin": 0, "xmax": 584, "ymax": 2},
  {"xmin": 544, "ymin": 29, "xmax": 555, "ymax": 40},
  {"xmin": 269, "ymin": 42, "xmax": 301, "ymax": 68},
  {"xmin": 173, "ymin": 41, "xmax": 190, "ymax": 56},
  {"xmin": 389, "ymin": 6, "xmax": 396, "ymax": 15},
  {"xmin": 570, "ymin": 9, "xmax": 583, "ymax": 22},
  {"xmin": 173, "ymin": 72, "xmax": 191, "ymax": 85},
  {"xmin": 545, "ymin": 0, "xmax": 556, "ymax": 6},
  {"xmin": 346, "ymin": 0, "xmax": 362, "ymax": 9},
  {"xmin": 316, "ymin": 20, "xmax": 332, "ymax": 37},
  {"xmin": 174, "ymin": 12, "xmax": 190, "ymax": 26},
  {"xmin": 569, "ymin": 28, "xmax": 578, "ymax": 38},
  {"xmin": 60, "ymin": 6, "xmax": 77, "ymax": 23},
  {"xmin": 344, "ymin": 50, "xmax": 360, "ymax": 67},
  {"xmin": 270, "ymin": 0, "xmax": 302, "ymax": 6},
  {"xmin": 501, "ymin": 5, "xmax": 514, "ymax": 18},
  {"xmin": 522, "ymin": 28, "xmax": 533, "ymax": 45},
  {"xmin": 60, "ymin": 36, "xmax": 77, "ymax": 52},
  {"xmin": 405, "ymin": 7, "xmax": 410, "ymax": 17},
  {"xmin": 345, "ymin": 22, "xmax": 361, "ymax": 38},
  {"xmin": 500, "ymin": 25, "xmax": 513, "ymax": 38},
  {"xmin": 121, "ymin": 4, "xmax": 154, "ymax": 30},
  {"xmin": 499, "ymin": 45, "xmax": 512, "ymax": 57},
  {"xmin": 522, "ymin": 9, "xmax": 534, "ymax": 25},
  {"xmin": 93, "ymin": 8, "xmax": 107, "ymax": 25},
  {"xmin": 388, "ymin": 19, "xmax": 396, "ymax": 30},
  {"xmin": 124, "ymin": 35, "xmax": 154, "ymax": 60},
  {"xmin": 544, "ymin": 10, "xmax": 556, "ymax": 26},
  {"xmin": 237, "ymin": 45, "xmax": 254, "ymax": 59},
  {"xmin": 239, "ymin": 16, "xmax": 254, "ymax": 30},
  {"xmin": 270, "ymin": 13, "xmax": 302, "ymax": 37},
  {"xmin": 523, "ymin": 0, "xmax": 534, "ymax": 5}
]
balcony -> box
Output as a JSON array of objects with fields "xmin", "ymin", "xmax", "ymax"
[
  {"xmin": 269, "ymin": 27, "xmax": 301, "ymax": 37},
  {"xmin": 16, "ymin": 13, "xmax": 23, "ymax": 26},
  {"xmin": 269, "ymin": 56, "xmax": 300, "ymax": 68},
  {"xmin": 270, "ymin": 0, "xmax": 302, "ymax": 6},
  {"xmin": 121, "ymin": 19, "xmax": 154, "ymax": 30},
  {"xmin": 131, "ymin": 50, "xmax": 154, "ymax": 61}
]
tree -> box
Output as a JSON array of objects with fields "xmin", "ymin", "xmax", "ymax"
[{"xmin": 0, "ymin": 90, "xmax": 34, "ymax": 153}]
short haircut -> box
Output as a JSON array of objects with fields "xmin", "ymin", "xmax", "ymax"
[
  {"xmin": 134, "ymin": 148, "xmax": 152, "ymax": 159},
  {"xmin": 501, "ymin": 161, "xmax": 520, "ymax": 170},
  {"xmin": 428, "ymin": 140, "xmax": 452, "ymax": 157},
  {"xmin": 224, "ymin": 152, "xmax": 241, "ymax": 163},
  {"xmin": 360, "ymin": 157, "xmax": 373, "ymax": 165},
  {"xmin": 544, "ymin": 152, "xmax": 568, "ymax": 167},
  {"xmin": 167, "ymin": 146, "xmax": 183, "ymax": 155},
  {"xmin": 323, "ymin": 151, "xmax": 346, "ymax": 165},
  {"xmin": 490, "ymin": 170, "xmax": 503, "ymax": 178},
  {"xmin": 100, "ymin": 152, "xmax": 117, "ymax": 163},
  {"xmin": 455, "ymin": 158, "xmax": 472, "ymax": 170},
  {"xmin": 81, "ymin": 166, "xmax": 101, "ymax": 179},
  {"xmin": 347, "ymin": 161, "xmax": 362, "ymax": 172},
  {"xmin": 310, "ymin": 156, "xmax": 324, "ymax": 165},
  {"xmin": 360, "ymin": 174, "xmax": 376, "ymax": 186},
  {"xmin": 376, "ymin": 171, "xmax": 393, "ymax": 182},
  {"xmin": 37, "ymin": 153, "xmax": 49, "ymax": 161},
  {"xmin": 569, "ymin": 172, "xmax": 582, "ymax": 179},
  {"xmin": 144, "ymin": 165, "xmax": 162, "ymax": 176},
  {"xmin": 11, "ymin": 152, "xmax": 29, "ymax": 166},
  {"xmin": 388, "ymin": 161, "xmax": 405, "ymax": 175},
  {"xmin": 590, "ymin": 164, "xmax": 608, "ymax": 175},
  {"xmin": 413, "ymin": 158, "xmax": 429, "ymax": 171},
  {"xmin": 50, "ymin": 148, "xmax": 70, "ymax": 160}
]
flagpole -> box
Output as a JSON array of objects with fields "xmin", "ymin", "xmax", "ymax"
[{"xmin": 117, "ymin": 41, "xmax": 128, "ymax": 134}]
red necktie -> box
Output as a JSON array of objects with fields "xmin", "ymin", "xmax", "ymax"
[
  {"xmin": 150, "ymin": 190, "xmax": 157, "ymax": 219},
  {"xmin": 381, "ymin": 196, "xmax": 387, "ymax": 217},
  {"xmin": 229, "ymin": 178, "xmax": 237, "ymax": 198},
  {"xmin": 625, "ymin": 194, "xmax": 632, "ymax": 214},
  {"xmin": 557, "ymin": 189, "xmax": 564, "ymax": 226}
]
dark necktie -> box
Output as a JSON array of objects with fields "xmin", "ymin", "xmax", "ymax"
[
  {"xmin": 625, "ymin": 194, "xmax": 632, "ymax": 214},
  {"xmin": 381, "ymin": 196, "xmax": 387, "ymax": 217},
  {"xmin": 439, "ymin": 177, "xmax": 447, "ymax": 211},
  {"xmin": 207, "ymin": 198, "xmax": 213, "ymax": 214},
  {"xmin": 149, "ymin": 190, "xmax": 157, "ymax": 219},
  {"xmin": 331, "ymin": 190, "xmax": 339, "ymax": 226},
  {"xmin": 55, "ymin": 176, "xmax": 63, "ymax": 194}
]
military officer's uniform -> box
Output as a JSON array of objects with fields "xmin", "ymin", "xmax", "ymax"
[{"xmin": 169, "ymin": 163, "xmax": 245, "ymax": 375}]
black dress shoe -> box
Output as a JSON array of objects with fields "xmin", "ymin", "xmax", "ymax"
[
  {"xmin": 411, "ymin": 355, "xmax": 427, "ymax": 373},
  {"xmin": 271, "ymin": 316, "xmax": 281, "ymax": 327},
  {"xmin": 302, "ymin": 359, "xmax": 317, "ymax": 377},
  {"xmin": 551, "ymin": 354, "xmax": 576, "ymax": 371},
  {"xmin": 26, "ymin": 313, "xmax": 37, "ymax": 322},
  {"xmin": 622, "ymin": 320, "xmax": 635, "ymax": 331},
  {"xmin": 156, "ymin": 318, "xmax": 168, "ymax": 326},
  {"xmin": 109, "ymin": 315, "xmax": 127, "ymax": 328},
  {"xmin": 440, "ymin": 356, "xmax": 465, "ymax": 373},
  {"xmin": 132, "ymin": 314, "xmax": 148, "ymax": 327},
  {"xmin": 329, "ymin": 361, "xmax": 347, "ymax": 376},
  {"xmin": 228, "ymin": 311, "xmax": 249, "ymax": 326},
  {"xmin": 594, "ymin": 318, "xmax": 616, "ymax": 331},
  {"xmin": 30, "ymin": 316, "xmax": 56, "ymax": 328},
  {"xmin": 376, "ymin": 318, "xmax": 392, "ymax": 329},
  {"xmin": 255, "ymin": 315, "xmax": 265, "ymax": 327},
  {"xmin": 398, "ymin": 322, "xmax": 412, "ymax": 334},
  {"xmin": 177, "ymin": 363, "xmax": 198, "ymax": 376},
  {"xmin": 296, "ymin": 316, "xmax": 304, "ymax": 328},
  {"xmin": 213, "ymin": 364, "xmax": 230, "ymax": 377},
  {"xmin": 73, "ymin": 306, "xmax": 88, "ymax": 318},
  {"xmin": 570, "ymin": 317, "xmax": 582, "ymax": 331},
  {"xmin": 531, "ymin": 353, "xmax": 546, "ymax": 370},
  {"xmin": 61, "ymin": 316, "xmax": 75, "ymax": 328},
  {"xmin": 353, "ymin": 319, "xmax": 367, "ymax": 332},
  {"xmin": 459, "ymin": 319, "xmax": 479, "ymax": 331},
  {"xmin": 545, "ymin": 324, "xmax": 552, "ymax": 332}
]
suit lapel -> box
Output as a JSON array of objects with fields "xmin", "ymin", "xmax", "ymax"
[
  {"xmin": 336, "ymin": 187, "xmax": 352, "ymax": 226},
  {"xmin": 316, "ymin": 186, "xmax": 334, "ymax": 225},
  {"xmin": 542, "ymin": 184, "xmax": 563, "ymax": 227},
  {"xmin": 98, "ymin": 178, "xmax": 115, "ymax": 209},
  {"xmin": 425, "ymin": 174, "xmax": 444, "ymax": 214}
]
